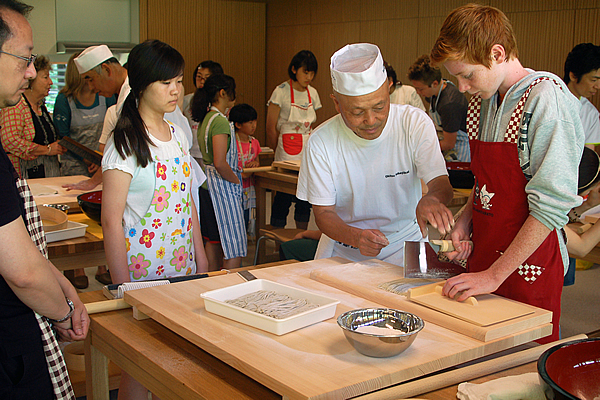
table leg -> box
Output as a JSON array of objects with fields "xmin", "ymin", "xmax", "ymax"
[
  {"xmin": 85, "ymin": 332, "xmax": 110, "ymax": 400},
  {"xmin": 255, "ymin": 184, "xmax": 267, "ymax": 264}
]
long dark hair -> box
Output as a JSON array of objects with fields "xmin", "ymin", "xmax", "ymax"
[
  {"xmin": 190, "ymin": 73, "xmax": 236, "ymax": 123},
  {"xmin": 113, "ymin": 40, "xmax": 184, "ymax": 167}
]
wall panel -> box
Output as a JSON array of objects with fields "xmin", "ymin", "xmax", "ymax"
[
  {"xmin": 360, "ymin": 18, "xmax": 420, "ymax": 84},
  {"xmin": 264, "ymin": 0, "xmax": 600, "ymax": 123},
  {"xmin": 142, "ymin": 0, "xmax": 266, "ymax": 143},
  {"xmin": 309, "ymin": 21, "xmax": 362, "ymax": 125},
  {"xmin": 507, "ymin": 10, "xmax": 575, "ymax": 76}
]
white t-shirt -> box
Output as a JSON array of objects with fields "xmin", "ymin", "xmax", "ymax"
[
  {"xmin": 390, "ymin": 84, "xmax": 426, "ymax": 112},
  {"xmin": 182, "ymin": 93, "xmax": 203, "ymax": 159},
  {"xmin": 267, "ymin": 81, "xmax": 322, "ymax": 131},
  {"xmin": 99, "ymin": 77, "xmax": 193, "ymax": 150},
  {"xmin": 102, "ymin": 121, "xmax": 190, "ymax": 227},
  {"xmin": 297, "ymin": 104, "xmax": 447, "ymax": 237},
  {"xmin": 580, "ymin": 97, "xmax": 600, "ymax": 145}
]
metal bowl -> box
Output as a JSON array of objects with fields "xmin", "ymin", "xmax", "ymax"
[
  {"xmin": 538, "ymin": 337, "xmax": 600, "ymax": 399},
  {"xmin": 337, "ymin": 308, "xmax": 424, "ymax": 358},
  {"xmin": 43, "ymin": 203, "xmax": 70, "ymax": 213}
]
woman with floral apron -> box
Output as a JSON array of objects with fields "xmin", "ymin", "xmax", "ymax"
[
  {"xmin": 193, "ymin": 73, "xmax": 246, "ymax": 270},
  {"xmin": 101, "ymin": 40, "xmax": 208, "ymax": 399},
  {"xmin": 266, "ymin": 50, "xmax": 321, "ymax": 229}
]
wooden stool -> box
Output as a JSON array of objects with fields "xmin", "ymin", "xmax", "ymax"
[{"xmin": 253, "ymin": 226, "xmax": 305, "ymax": 265}]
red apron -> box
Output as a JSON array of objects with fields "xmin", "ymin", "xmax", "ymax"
[{"xmin": 466, "ymin": 77, "xmax": 563, "ymax": 343}]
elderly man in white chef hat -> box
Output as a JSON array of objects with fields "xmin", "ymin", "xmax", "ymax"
[
  {"xmin": 297, "ymin": 43, "xmax": 454, "ymax": 265},
  {"xmin": 63, "ymin": 43, "xmax": 201, "ymax": 192}
]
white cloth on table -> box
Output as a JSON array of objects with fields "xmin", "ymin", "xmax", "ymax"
[{"xmin": 457, "ymin": 372, "xmax": 551, "ymax": 400}]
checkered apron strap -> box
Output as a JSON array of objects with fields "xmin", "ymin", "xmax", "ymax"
[
  {"xmin": 466, "ymin": 95, "xmax": 482, "ymax": 140},
  {"xmin": 504, "ymin": 77, "xmax": 562, "ymax": 144},
  {"xmin": 15, "ymin": 178, "xmax": 48, "ymax": 257},
  {"xmin": 15, "ymin": 178, "xmax": 75, "ymax": 400}
]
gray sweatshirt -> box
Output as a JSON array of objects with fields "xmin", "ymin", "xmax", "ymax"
[{"xmin": 477, "ymin": 70, "xmax": 584, "ymax": 270}]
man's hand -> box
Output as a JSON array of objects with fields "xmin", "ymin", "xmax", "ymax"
[
  {"xmin": 416, "ymin": 195, "xmax": 454, "ymax": 237},
  {"xmin": 87, "ymin": 163, "xmax": 100, "ymax": 174},
  {"xmin": 443, "ymin": 225, "xmax": 473, "ymax": 261},
  {"xmin": 54, "ymin": 296, "xmax": 89, "ymax": 341},
  {"xmin": 62, "ymin": 179, "xmax": 98, "ymax": 192},
  {"xmin": 441, "ymin": 269, "xmax": 503, "ymax": 302},
  {"xmin": 357, "ymin": 229, "xmax": 389, "ymax": 257}
]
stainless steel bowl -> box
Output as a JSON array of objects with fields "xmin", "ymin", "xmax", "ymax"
[
  {"xmin": 43, "ymin": 203, "xmax": 70, "ymax": 213},
  {"xmin": 337, "ymin": 308, "xmax": 424, "ymax": 358}
]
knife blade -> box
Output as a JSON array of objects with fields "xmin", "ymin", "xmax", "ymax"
[{"xmin": 403, "ymin": 241, "xmax": 466, "ymax": 279}]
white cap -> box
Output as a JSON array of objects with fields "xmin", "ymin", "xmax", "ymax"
[
  {"xmin": 74, "ymin": 45, "xmax": 114, "ymax": 74},
  {"xmin": 330, "ymin": 43, "xmax": 387, "ymax": 96}
]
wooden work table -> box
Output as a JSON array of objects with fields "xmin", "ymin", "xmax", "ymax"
[{"xmin": 81, "ymin": 258, "xmax": 564, "ymax": 400}]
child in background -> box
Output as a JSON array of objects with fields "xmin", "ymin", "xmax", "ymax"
[
  {"xmin": 266, "ymin": 50, "xmax": 321, "ymax": 229},
  {"xmin": 192, "ymin": 74, "xmax": 246, "ymax": 270},
  {"xmin": 229, "ymin": 104, "xmax": 262, "ymax": 231}
]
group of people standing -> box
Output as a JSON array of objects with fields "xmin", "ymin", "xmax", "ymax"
[{"xmin": 1, "ymin": 0, "xmax": 598, "ymax": 398}]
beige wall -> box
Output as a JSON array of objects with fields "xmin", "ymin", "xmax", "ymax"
[
  {"xmin": 266, "ymin": 0, "xmax": 600, "ymax": 129},
  {"xmin": 139, "ymin": 0, "xmax": 600, "ymax": 145},
  {"xmin": 140, "ymin": 0, "xmax": 267, "ymax": 141}
]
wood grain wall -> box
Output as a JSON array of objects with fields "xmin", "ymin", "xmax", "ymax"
[
  {"xmin": 139, "ymin": 0, "xmax": 266, "ymax": 141},
  {"xmin": 139, "ymin": 0, "xmax": 600, "ymax": 145},
  {"xmin": 266, "ymin": 0, "xmax": 600, "ymax": 129}
]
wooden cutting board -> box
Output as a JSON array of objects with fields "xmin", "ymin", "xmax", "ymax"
[
  {"xmin": 125, "ymin": 258, "xmax": 551, "ymax": 400},
  {"xmin": 407, "ymin": 282, "xmax": 534, "ymax": 327},
  {"xmin": 272, "ymin": 160, "xmax": 300, "ymax": 172},
  {"xmin": 29, "ymin": 175, "xmax": 100, "ymax": 211},
  {"xmin": 309, "ymin": 259, "xmax": 552, "ymax": 342}
]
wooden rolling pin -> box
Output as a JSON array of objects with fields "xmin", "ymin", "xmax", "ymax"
[
  {"xmin": 431, "ymin": 239, "xmax": 473, "ymax": 252},
  {"xmin": 355, "ymin": 334, "xmax": 587, "ymax": 400},
  {"xmin": 85, "ymin": 299, "xmax": 131, "ymax": 314},
  {"xmin": 242, "ymin": 166, "xmax": 273, "ymax": 173}
]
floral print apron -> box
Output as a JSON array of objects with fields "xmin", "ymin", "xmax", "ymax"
[{"xmin": 123, "ymin": 123, "xmax": 196, "ymax": 280}]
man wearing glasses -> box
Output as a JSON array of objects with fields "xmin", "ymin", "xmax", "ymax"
[{"xmin": 0, "ymin": 1, "xmax": 89, "ymax": 398}]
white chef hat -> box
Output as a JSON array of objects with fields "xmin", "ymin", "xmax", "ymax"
[
  {"xmin": 74, "ymin": 45, "xmax": 114, "ymax": 74},
  {"xmin": 330, "ymin": 43, "xmax": 387, "ymax": 96}
]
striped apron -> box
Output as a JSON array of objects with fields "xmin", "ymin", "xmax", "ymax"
[{"xmin": 204, "ymin": 109, "xmax": 247, "ymax": 259}]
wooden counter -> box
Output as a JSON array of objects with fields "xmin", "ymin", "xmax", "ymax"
[
  {"xmin": 30, "ymin": 175, "xmax": 100, "ymax": 212},
  {"xmin": 87, "ymin": 259, "xmax": 541, "ymax": 399},
  {"xmin": 79, "ymin": 259, "xmax": 587, "ymax": 400}
]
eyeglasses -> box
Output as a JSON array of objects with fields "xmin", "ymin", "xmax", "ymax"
[{"xmin": 0, "ymin": 51, "xmax": 37, "ymax": 67}]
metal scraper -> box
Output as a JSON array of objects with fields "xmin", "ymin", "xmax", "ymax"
[{"xmin": 403, "ymin": 241, "xmax": 466, "ymax": 279}]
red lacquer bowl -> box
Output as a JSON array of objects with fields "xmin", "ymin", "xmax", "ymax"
[
  {"xmin": 538, "ymin": 338, "xmax": 600, "ymax": 400},
  {"xmin": 77, "ymin": 190, "xmax": 102, "ymax": 224}
]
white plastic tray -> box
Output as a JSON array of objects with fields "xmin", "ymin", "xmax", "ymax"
[
  {"xmin": 201, "ymin": 279, "xmax": 339, "ymax": 335},
  {"xmin": 45, "ymin": 221, "xmax": 88, "ymax": 243}
]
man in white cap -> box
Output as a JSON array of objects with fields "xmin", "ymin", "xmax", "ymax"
[
  {"xmin": 64, "ymin": 44, "xmax": 197, "ymax": 190},
  {"xmin": 297, "ymin": 43, "xmax": 454, "ymax": 265}
]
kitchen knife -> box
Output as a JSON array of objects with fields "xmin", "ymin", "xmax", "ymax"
[{"xmin": 403, "ymin": 241, "xmax": 466, "ymax": 279}]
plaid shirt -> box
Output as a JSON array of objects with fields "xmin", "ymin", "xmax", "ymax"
[{"xmin": 0, "ymin": 96, "xmax": 37, "ymax": 177}]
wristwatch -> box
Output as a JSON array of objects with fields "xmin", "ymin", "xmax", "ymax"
[{"xmin": 49, "ymin": 297, "xmax": 75, "ymax": 323}]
